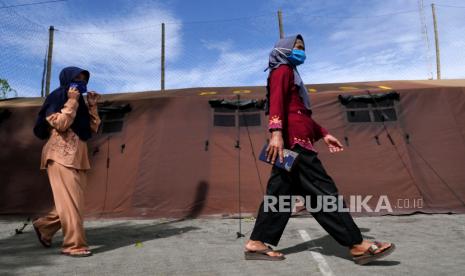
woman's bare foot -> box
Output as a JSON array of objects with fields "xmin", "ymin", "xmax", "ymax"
[
  {"xmin": 350, "ymin": 240, "xmax": 392, "ymax": 256},
  {"xmin": 245, "ymin": 240, "xmax": 284, "ymax": 258},
  {"xmin": 32, "ymin": 222, "xmax": 52, "ymax": 248}
]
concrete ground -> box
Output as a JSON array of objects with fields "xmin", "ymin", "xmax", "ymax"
[{"xmin": 0, "ymin": 214, "xmax": 464, "ymax": 276}]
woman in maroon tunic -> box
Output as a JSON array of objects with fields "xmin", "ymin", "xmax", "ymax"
[{"xmin": 244, "ymin": 35, "xmax": 395, "ymax": 264}]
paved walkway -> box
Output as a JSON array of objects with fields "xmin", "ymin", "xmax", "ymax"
[{"xmin": 1, "ymin": 214, "xmax": 464, "ymax": 275}]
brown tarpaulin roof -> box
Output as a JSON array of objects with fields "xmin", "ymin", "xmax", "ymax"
[{"xmin": 1, "ymin": 79, "xmax": 465, "ymax": 218}]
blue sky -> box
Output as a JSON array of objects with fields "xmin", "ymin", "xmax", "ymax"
[{"xmin": 1, "ymin": 0, "xmax": 464, "ymax": 97}]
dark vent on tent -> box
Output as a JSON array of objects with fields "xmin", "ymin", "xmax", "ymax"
[
  {"xmin": 339, "ymin": 92, "xmax": 399, "ymax": 123},
  {"xmin": 209, "ymin": 98, "xmax": 265, "ymax": 127},
  {"xmin": 239, "ymin": 113, "xmax": 261, "ymax": 126},
  {"xmin": 373, "ymin": 108, "xmax": 397, "ymax": 122},
  {"xmin": 0, "ymin": 108, "xmax": 11, "ymax": 125},
  {"xmin": 97, "ymin": 102, "xmax": 132, "ymax": 133},
  {"xmin": 347, "ymin": 110, "xmax": 371, "ymax": 123},
  {"xmin": 214, "ymin": 114, "xmax": 235, "ymax": 127}
]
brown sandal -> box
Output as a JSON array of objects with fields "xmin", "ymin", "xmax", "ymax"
[
  {"xmin": 32, "ymin": 223, "xmax": 51, "ymax": 248},
  {"xmin": 61, "ymin": 250, "xmax": 93, "ymax": 257},
  {"xmin": 352, "ymin": 241, "xmax": 396, "ymax": 265},
  {"xmin": 244, "ymin": 246, "xmax": 285, "ymax": 261}
]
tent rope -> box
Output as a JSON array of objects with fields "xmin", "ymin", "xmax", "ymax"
[{"xmin": 367, "ymin": 90, "xmax": 465, "ymax": 208}]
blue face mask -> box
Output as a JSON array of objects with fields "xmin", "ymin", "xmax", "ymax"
[
  {"xmin": 70, "ymin": 81, "xmax": 88, "ymax": 94},
  {"xmin": 287, "ymin": 49, "xmax": 306, "ymax": 66}
]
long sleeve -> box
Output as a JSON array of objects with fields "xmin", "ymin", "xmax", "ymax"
[
  {"xmin": 312, "ymin": 118, "xmax": 329, "ymax": 141},
  {"xmin": 268, "ymin": 65, "xmax": 292, "ymax": 131},
  {"xmin": 88, "ymin": 104, "xmax": 101, "ymax": 133},
  {"xmin": 46, "ymin": 98, "xmax": 79, "ymax": 132}
]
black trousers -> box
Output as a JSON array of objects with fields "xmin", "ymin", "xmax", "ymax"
[{"xmin": 250, "ymin": 145, "xmax": 363, "ymax": 247}]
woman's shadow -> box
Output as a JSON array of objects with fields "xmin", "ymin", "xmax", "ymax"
[
  {"xmin": 279, "ymin": 227, "xmax": 400, "ymax": 266},
  {"xmin": 89, "ymin": 181, "xmax": 210, "ymax": 254},
  {"xmin": 0, "ymin": 179, "xmax": 209, "ymax": 276},
  {"xmin": 87, "ymin": 220, "xmax": 198, "ymax": 254}
]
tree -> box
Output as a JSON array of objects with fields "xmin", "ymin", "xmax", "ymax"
[{"xmin": 0, "ymin": 79, "xmax": 17, "ymax": 99}]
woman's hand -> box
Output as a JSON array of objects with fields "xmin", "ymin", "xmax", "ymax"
[
  {"xmin": 87, "ymin": 91, "xmax": 100, "ymax": 106},
  {"xmin": 323, "ymin": 134, "xmax": 344, "ymax": 153},
  {"xmin": 68, "ymin": 86, "xmax": 80, "ymax": 100},
  {"xmin": 267, "ymin": 130, "xmax": 284, "ymax": 164}
]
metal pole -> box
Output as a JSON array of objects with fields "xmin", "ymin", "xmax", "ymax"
[
  {"xmin": 236, "ymin": 94, "xmax": 244, "ymax": 238},
  {"xmin": 277, "ymin": 9, "xmax": 284, "ymax": 39},
  {"xmin": 431, "ymin": 4, "xmax": 441, "ymax": 79},
  {"xmin": 40, "ymin": 49, "xmax": 47, "ymax": 97},
  {"xmin": 161, "ymin": 23, "xmax": 165, "ymax": 92},
  {"xmin": 45, "ymin": 26, "xmax": 54, "ymax": 96}
]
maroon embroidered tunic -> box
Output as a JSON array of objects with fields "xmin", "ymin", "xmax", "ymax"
[{"xmin": 268, "ymin": 64, "xmax": 328, "ymax": 152}]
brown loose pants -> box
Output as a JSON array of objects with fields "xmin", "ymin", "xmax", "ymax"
[{"xmin": 33, "ymin": 161, "xmax": 89, "ymax": 253}]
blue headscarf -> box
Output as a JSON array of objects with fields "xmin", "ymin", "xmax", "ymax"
[
  {"xmin": 33, "ymin": 66, "xmax": 92, "ymax": 141},
  {"xmin": 265, "ymin": 34, "xmax": 311, "ymax": 114}
]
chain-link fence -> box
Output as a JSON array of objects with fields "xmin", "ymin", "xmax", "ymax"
[
  {"xmin": 1, "ymin": 3, "xmax": 465, "ymax": 98},
  {"xmin": 52, "ymin": 25, "xmax": 166, "ymax": 94},
  {"xmin": 0, "ymin": 7, "xmax": 48, "ymax": 98},
  {"xmin": 434, "ymin": 4, "xmax": 465, "ymax": 79},
  {"xmin": 165, "ymin": 14, "xmax": 276, "ymax": 89}
]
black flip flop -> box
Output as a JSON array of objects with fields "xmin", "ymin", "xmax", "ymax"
[
  {"xmin": 244, "ymin": 246, "xmax": 285, "ymax": 261},
  {"xmin": 353, "ymin": 242, "xmax": 396, "ymax": 265},
  {"xmin": 32, "ymin": 223, "xmax": 51, "ymax": 248}
]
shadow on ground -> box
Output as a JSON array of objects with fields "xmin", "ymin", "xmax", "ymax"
[
  {"xmin": 0, "ymin": 220, "xmax": 198, "ymax": 275},
  {"xmin": 279, "ymin": 227, "xmax": 400, "ymax": 266}
]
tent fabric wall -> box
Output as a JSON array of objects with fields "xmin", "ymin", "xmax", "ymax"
[{"xmin": 1, "ymin": 80, "xmax": 465, "ymax": 218}]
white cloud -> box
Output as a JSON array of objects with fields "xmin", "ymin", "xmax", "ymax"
[
  {"xmin": 275, "ymin": 0, "xmax": 465, "ymax": 83},
  {"xmin": 0, "ymin": 1, "xmax": 182, "ymax": 94},
  {"xmin": 166, "ymin": 40, "xmax": 270, "ymax": 89},
  {"xmin": 2, "ymin": 0, "xmax": 464, "ymax": 97}
]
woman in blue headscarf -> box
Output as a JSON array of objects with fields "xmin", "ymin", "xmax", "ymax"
[
  {"xmin": 32, "ymin": 66, "xmax": 101, "ymax": 257},
  {"xmin": 244, "ymin": 35, "xmax": 395, "ymax": 264}
]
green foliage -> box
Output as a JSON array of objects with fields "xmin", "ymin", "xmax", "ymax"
[{"xmin": 0, "ymin": 79, "xmax": 17, "ymax": 99}]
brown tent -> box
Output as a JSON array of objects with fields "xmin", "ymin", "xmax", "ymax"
[{"xmin": 1, "ymin": 79, "xmax": 465, "ymax": 218}]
